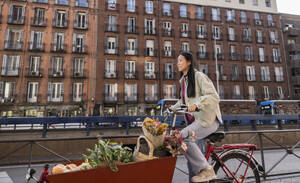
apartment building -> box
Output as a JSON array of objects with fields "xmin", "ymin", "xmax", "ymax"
[
  {"xmin": 0, "ymin": 0, "xmax": 96, "ymax": 117},
  {"xmin": 96, "ymin": 0, "xmax": 289, "ymax": 116}
]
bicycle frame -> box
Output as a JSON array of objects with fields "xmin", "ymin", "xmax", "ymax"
[{"xmin": 205, "ymin": 142, "xmax": 257, "ymax": 183}]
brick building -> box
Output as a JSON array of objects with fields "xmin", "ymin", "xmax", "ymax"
[
  {"xmin": 96, "ymin": 0, "xmax": 289, "ymax": 116},
  {"xmin": 281, "ymin": 13, "xmax": 300, "ymax": 100}
]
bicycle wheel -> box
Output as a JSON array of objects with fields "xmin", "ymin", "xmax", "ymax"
[{"xmin": 213, "ymin": 152, "xmax": 261, "ymax": 183}]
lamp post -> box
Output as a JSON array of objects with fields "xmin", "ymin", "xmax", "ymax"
[{"xmin": 214, "ymin": 31, "xmax": 220, "ymax": 95}]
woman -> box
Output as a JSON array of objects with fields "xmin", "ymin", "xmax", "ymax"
[{"xmin": 169, "ymin": 51, "xmax": 222, "ymax": 183}]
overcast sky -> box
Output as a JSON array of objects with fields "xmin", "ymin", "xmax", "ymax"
[{"xmin": 276, "ymin": 0, "xmax": 300, "ymax": 15}]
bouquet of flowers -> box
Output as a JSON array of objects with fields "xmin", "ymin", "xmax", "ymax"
[
  {"xmin": 142, "ymin": 117, "xmax": 169, "ymax": 148},
  {"xmin": 164, "ymin": 130, "xmax": 186, "ymax": 156}
]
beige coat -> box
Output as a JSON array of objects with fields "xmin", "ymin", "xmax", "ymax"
[{"xmin": 171, "ymin": 71, "xmax": 222, "ymax": 127}]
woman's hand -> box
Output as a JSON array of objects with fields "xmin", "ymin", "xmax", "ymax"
[{"xmin": 188, "ymin": 104, "xmax": 198, "ymax": 112}]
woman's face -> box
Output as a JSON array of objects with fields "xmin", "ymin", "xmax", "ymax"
[{"xmin": 177, "ymin": 55, "xmax": 190, "ymax": 72}]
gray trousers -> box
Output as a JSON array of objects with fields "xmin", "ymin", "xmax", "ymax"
[{"xmin": 181, "ymin": 120, "xmax": 219, "ymax": 183}]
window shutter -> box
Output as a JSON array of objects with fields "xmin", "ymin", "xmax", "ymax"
[
  {"xmin": 72, "ymin": 83, "xmax": 76, "ymax": 99},
  {"xmin": 9, "ymin": 5, "xmax": 13, "ymax": 16},
  {"xmin": 85, "ymin": 13, "xmax": 88, "ymax": 29},
  {"xmin": 115, "ymin": 37, "xmax": 118, "ymax": 52},
  {"xmin": 53, "ymin": 33, "xmax": 57, "ymax": 51},
  {"xmin": 2, "ymin": 55, "xmax": 7, "ymax": 75},
  {"xmin": 34, "ymin": 83, "xmax": 39, "ymax": 97},
  {"xmin": 61, "ymin": 83, "xmax": 64, "ymax": 100},
  {"xmin": 47, "ymin": 82, "xmax": 52, "ymax": 101},
  {"xmin": 0, "ymin": 82, "xmax": 3, "ymax": 98},
  {"xmin": 15, "ymin": 56, "xmax": 20, "ymax": 75},
  {"xmin": 74, "ymin": 12, "xmax": 78, "ymax": 28},
  {"xmin": 72, "ymin": 33, "xmax": 77, "ymax": 52},
  {"xmin": 82, "ymin": 35, "xmax": 86, "ymax": 52},
  {"xmin": 30, "ymin": 31, "xmax": 34, "ymax": 49},
  {"xmin": 153, "ymin": 19, "xmax": 156, "ymax": 34},
  {"xmin": 79, "ymin": 83, "xmax": 83, "ymax": 98},
  {"xmin": 61, "ymin": 33, "xmax": 65, "ymax": 49},
  {"xmin": 65, "ymin": 11, "xmax": 68, "ymax": 27},
  {"xmin": 124, "ymin": 84, "xmax": 128, "ymax": 97}
]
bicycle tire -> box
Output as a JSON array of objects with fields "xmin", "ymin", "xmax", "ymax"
[{"xmin": 213, "ymin": 152, "xmax": 261, "ymax": 183}]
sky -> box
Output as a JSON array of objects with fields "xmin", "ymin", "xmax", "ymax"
[{"xmin": 276, "ymin": 0, "xmax": 300, "ymax": 15}]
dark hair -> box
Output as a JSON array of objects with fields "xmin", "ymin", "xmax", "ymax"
[{"xmin": 178, "ymin": 51, "xmax": 196, "ymax": 98}]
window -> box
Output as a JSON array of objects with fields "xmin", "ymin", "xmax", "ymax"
[
  {"xmin": 260, "ymin": 66, "xmax": 270, "ymax": 81},
  {"xmin": 48, "ymin": 82, "xmax": 64, "ymax": 102},
  {"xmin": 272, "ymin": 48, "xmax": 280, "ymax": 62},
  {"xmin": 267, "ymin": 15, "xmax": 274, "ymax": 26},
  {"xmin": 196, "ymin": 6, "xmax": 204, "ymax": 19},
  {"xmin": 228, "ymin": 27, "xmax": 235, "ymax": 41},
  {"xmin": 107, "ymin": 0, "xmax": 117, "ymax": 10},
  {"xmin": 259, "ymin": 47, "xmax": 266, "ymax": 62},
  {"xmin": 246, "ymin": 66, "xmax": 256, "ymax": 81},
  {"xmin": 55, "ymin": 0, "xmax": 68, "ymax": 5},
  {"xmin": 125, "ymin": 61, "xmax": 136, "ymax": 78},
  {"xmin": 54, "ymin": 10, "xmax": 68, "ymax": 27},
  {"xmin": 105, "ymin": 37, "xmax": 118, "ymax": 54},
  {"xmin": 198, "ymin": 43, "xmax": 207, "ymax": 59},
  {"xmin": 163, "ymin": 84, "xmax": 176, "ymax": 99},
  {"xmin": 51, "ymin": 57, "xmax": 63, "ymax": 75},
  {"xmin": 248, "ymin": 86, "xmax": 255, "ymax": 100},
  {"xmin": 27, "ymin": 82, "xmax": 39, "ymax": 103},
  {"xmin": 253, "ymin": 0, "xmax": 258, "ymax": 5},
  {"xmin": 230, "ymin": 45, "xmax": 238, "ymax": 60},
  {"xmin": 1, "ymin": 55, "xmax": 20, "ymax": 76},
  {"xmin": 256, "ymin": 30, "xmax": 263, "ymax": 43},
  {"xmin": 107, "ymin": 15, "xmax": 117, "ymax": 32},
  {"xmin": 232, "ymin": 65, "xmax": 239, "ymax": 80},
  {"xmin": 270, "ymin": 31, "xmax": 279, "ymax": 43},
  {"xmin": 163, "ymin": 21, "xmax": 172, "ymax": 36},
  {"xmin": 181, "ymin": 23, "xmax": 189, "ymax": 37},
  {"xmin": 125, "ymin": 83, "xmax": 137, "ymax": 101},
  {"xmin": 127, "ymin": 17, "xmax": 136, "ymax": 33},
  {"xmin": 145, "ymin": 84, "xmax": 157, "ymax": 101},
  {"xmin": 105, "ymin": 60, "xmax": 116, "ymax": 77},
  {"xmin": 245, "ymin": 46, "xmax": 253, "ymax": 60},
  {"xmin": 265, "ymin": 0, "xmax": 271, "ymax": 7},
  {"xmin": 145, "ymin": 61, "xmax": 155, "ymax": 78},
  {"xmin": 219, "ymin": 85, "xmax": 225, "ymax": 99},
  {"xmin": 233, "ymin": 85, "xmax": 241, "ymax": 98},
  {"xmin": 5, "ymin": 29, "xmax": 23, "ymax": 50},
  {"xmin": 215, "ymin": 44, "xmax": 223, "ymax": 59},
  {"xmin": 72, "ymin": 33, "xmax": 86, "ymax": 53},
  {"xmin": 275, "ymin": 67, "xmax": 284, "ymax": 82},
  {"xmin": 74, "ymin": 12, "xmax": 88, "ymax": 29},
  {"xmin": 104, "ymin": 83, "xmax": 118, "ymax": 101},
  {"xmin": 145, "ymin": 40, "xmax": 154, "ymax": 56},
  {"xmin": 9, "ymin": 5, "xmax": 25, "ymax": 24},
  {"xmin": 125, "ymin": 38, "xmax": 137, "ymax": 55},
  {"xmin": 263, "ymin": 86, "xmax": 269, "ymax": 100},
  {"xmin": 145, "ymin": 1, "xmax": 153, "ymax": 14},
  {"xmin": 277, "ymin": 86, "xmax": 284, "ymax": 99},
  {"xmin": 73, "ymin": 83, "xmax": 83, "ymax": 102},
  {"xmin": 180, "ymin": 4, "xmax": 187, "ymax": 17},
  {"xmin": 127, "ymin": 0, "xmax": 135, "ymax": 12},
  {"xmin": 240, "ymin": 11, "xmax": 247, "ymax": 23},
  {"xmin": 74, "ymin": 58, "xmax": 84, "ymax": 75},
  {"xmin": 239, "ymin": 0, "xmax": 245, "ymax": 4},
  {"xmin": 30, "ymin": 31, "xmax": 43, "ymax": 50},
  {"xmin": 165, "ymin": 63, "xmax": 174, "ymax": 79},
  {"xmin": 0, "ymin": 82, "xmax": 15, "ymax": 101},
  {"xmin": 181, "ymin": 42, "xmax": 190, "ymax": 52},
  {"xmin": 53, "ymin": 33, "xmax": 65, "ymax": 51},
  {"xmin": 212, "ymin": 8, "xmax": 221, "ymax": 21},
  {"xmin": 199, "ymin": 63, "xmax": 208, "ymax": 75},
  {"xmin": 242, "ymin": 28, "xmax": 252, "ymax": 41},
  {"xmin": 33, "ymin": 8, "xmax": 46, "ymax": 26},
  {"xmin": 226, "ymin": 9, "xmax": 235, "ymax": 22},
  {"xmin": 76, "ymin": 0, "xmax": 88, "ymax": 7},
  {"xmin": 29, "ymin": 56, "xmax": 41, "ymax": 75},
  {"xmin": 144, "ymin": 19, "xmax": 155, "ymax": 34},
  {"xmin": 213, "ymin": 25, "xmax": 221, "ymax": 40},
  {"xmin": 196, "ymin": 24, "xmax": 206, "ymax": 38},
  {"xmin": 163, "ymin": 3, "xmax": 171, "ymax": 16},
  {"xmin": 164, "ymin": 41, "xmax": 172, "ymax": 57},
  {"xmin": 254, "ymin": 13, "xmax": 262, "ymax": 25},
  {"xmin": 218, "ymin": 64, "xmax": 225, "ymax": 79}
]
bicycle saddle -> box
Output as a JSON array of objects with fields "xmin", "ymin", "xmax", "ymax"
[{"xmin": 205, "ymin": 131, "xmax": 225, "ymax": 143}]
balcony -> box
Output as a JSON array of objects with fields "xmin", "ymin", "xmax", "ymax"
[
  {"xmin": 1, "ymin": 68, "xmax": 19, "ymax": 77},
  {"xmin": 196, "ymin": 31, "xmax": 208, "ymax": 39},
  {"xmin": 254, "ymin": 19, "xmax": 263, "ymax": 26},
  {"xmin": 162, "ymin": 50, "xmax": 175, "ymax": 58},
  {"xmin": 72, "ymin": 45, "xmax": 87, "ymax": 54},
  {"xmin": 144, "ymin": 72, "xmax": 158, "ymax": 80},
  {"xmin": 227, "ymin": 34, "xmax": 238, "ymax": 41},
  {"xmin": 232, "ymin": 94, "xmax": 244, "ymax": 100},
  {"xmin": 125, "ymin": 71, "xmax": 138, "ymax": 79},
  {"xmin": 163, "ymin": 72, "xmax": 176, "ymax": 80},
  {"xmin": 70, "ymin": 93, "xmax": 86, "ymax": 103},
  {"xmin": 244, "ymin": 54, "xmax": 254, "ymax": 61},
  {"xmin": 246, "ymin": 74, "xmax": 256, "ymax": 82},
  {"xmin": 267, "ymin": 21, "xmax": 276, "ymax": 27},
  {"xmin": 124, "ymin": 93, "xmax": 138, "ymax": 103},
  {"xmin": 48, "ymin": 69, "xmax": 65, "ymax": 78},
  {"xmin": 31, "ymin": 17, "xmax": 47, "ymax": 27},
  {"xmin": 144, "ymin": 48, "xmax": 157, "ymax": 57},
  {"xmin": 289, "ymin": 59, "xmax": 300, "ymax": 67},
  {"xmin": 125, "ymin": 5, "xmax": 138, "ymax": 14},
  {"xmin": 104, "ymin": 47, "xmax": 118, "ymax": 55},
  {"xmin": 106, "ymin": 3, "xmax": 120, "ymax": 11},
  {"xmin": 145, "ymin": 95, "xmax": 158, "ymax": 103},
  {"xmin": 25, "ymin": 94, "xmax": 42, "ymax": 104},
  {"xmin": 261, "ymin": 75, "xmax": 271, "ymax": 82},
  {"xmin": 219, "ymin": 74, "xmax": 228, "ymax": 81},
  {"xmin": 162, "ymin": 29, "xmax": 174, "ymax": 37},
  {"xmin": 0, "ymin": 95, "xmax": 17, "ymax": 104},
  {"xmin": 103, "ymin": 93, "xmax": 118, "ymax": 103},
  {"xmin": 125, "ymin": 26, "xmax": 139, "ymax": 34},
  {"xmin": 256, "ymin": 36, "xmax": 265, "ymax": 44},
  {"xmin": 74, "ymin": 21, "xmax": 88, "ymax": 30},
  {"xmin": 180, "ymin": 30, "xmax": 191, "ymax": 38},
  {"xmin": 275, "ymin": 75, "xmax": 284, "ymax": 82},
  {"xmin": 229, "ymin": 53, "xmax": 240, "ymax": 61},
  {"xmin": 242, "ymin": 36, "xmax": 252, "ymax": 42},
  {"xmin": 7, "ymin": 15, "xmax": 25, "ymax": 25},
  {"xmin": 52, "ymin": 18, "xmax": 68, "ymax": 28},
  {"xmin": 287, "ymin": 43, "xmax": 300, "ymax": 52},
  {"xmin": 226, "ymin": 17, "xmax": 236, "ymax": 23},
  {"xmin": 71, "ymin": 69, "xmax": 87, "ymax": 79},
  {"xmin": 28, "ymin": 42, "xmax": 45, "ymax": 52},
  {"xmin": 214, "ymin": 53, "xmax": 225, "ymax": 60},
  {"xmin": 47, "ymin": 94, "xmax": 64, "ymax": 103},
  {"xmin": 179, "ymin": 12, "xmax": 190, "ymax": 19},
  {"xmin": 104, "ymin": 71, "xmax": 118, "ymax": 79},
  {"xmin": 269, "ymin": 38, "xmax": 279, "ymax": 44},
  {"xmin": 4, "ymin": 40, "xmax": 23, "ymax": 50},
  {"xmin": 259, "ymin": 55, "xmax": 269, "ymax": 62},
  {"xmin": 125, "ymin": 48, "xmax": 138, "ymax": 56},
  {"xmin": 285, "ymin": 27, "xmax": 298, "ymax": 37},
  {"xmin": 240, "ymin": 18, "xmax": 250, "ymax": 24},
  {"xmin": 211, "ymin": 15, "xmax": 221, "ymax": 22},
  {"xmin": 25, "ymin": 68, "xmax": 43, "ymax": 78},
  {"xmin": 51, "ymin": 44, "xmax": 67, "ymax": 53},
  {"xmin": 230, "ymin": 74, "xmax": 243, "ymax": 82},
  {"xmin": 105, "ymin": 24, "xmax": 119, "ymax": 33},
  {"xmin": 144, "ymin": 28, "xmax": 156, "ymax": 35},
  {"xmin": 291, "ymin": 76, "xmax": 300, "ymax": 84},
  {"xmin": 212, "ymin": 33, "xmax": 223, "ymax": 40},
  {"xmin": 162, "ymin": 10, "xmax": 173, "ymax": 17},
  {"xmin": 197, "ymin": 52, "xmax": 209, "ymax": 59},
  {"xmin": 144, "ymin": 8, "xmax": 156, "ymax": 15},
  {"xmin": 195, "ymin": 13, "xmax": 206, "ymax": 20}
]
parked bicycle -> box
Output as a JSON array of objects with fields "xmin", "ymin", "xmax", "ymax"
[{"xmin": 164, "ymin": 105, "xmax": 264, "ymax": 183}]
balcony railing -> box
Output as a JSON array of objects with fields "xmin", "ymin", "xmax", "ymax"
[
  {"xmin": 144, "ymin": 72, "xmax": 158, "ymax": 80},
  {"xmin": 145, "ymin": 95, "xmax": 158, "ymax": 103},
  {"xmin": 228, "ymin": 34, "xmax": 238, "ymax": 41},
  {"xmin": 1, "ymin": 68, "xmax": 19, "ymax": 77},
  {"xmin": 28, "ymin": 42, "xmax": 45, "ymax": 51},
  {"xmin": 48, "ymin": 69, "xmax": 65, "ymax": 78},
  {"xmin": 124, "ymin": 71, "xmax": 138, "ymax": 79},
  {"xmin": 25, "ymin": 94, "xmax": 42, "ymax": 103},
  {"xmin": 230, "ymin": 53, "xmax": 240, "ymax": 61},
  {"xmin": 124, "ymin": 93, "xmax": 138, "ymax": 103},
  {"xmin": 51, "ymin": 44, "xmax": 67, "ymax": 52},
  {"xmin": 124, "ymin": 48, "xmax": 138, "ymax": 56},
  {"xmin": 106, "ymin": 3, "xmax": 120, "ymax": 11},
  {"xmin": 211, "ymin": 15, "xmax": 221, "ymax": 22},
  {"xmin": 212, "ymin": 33, "xmax": 223, "ymax": 40},
  {"xmin": 125, "ymin": 5, "xmax": 138, "ymax": 14},
  {"xmin": 0, "ymin": 95, "xmax": 17, "ymax": 104},
  {"xmin": 242, "ymin": 36, "xmax": 252, "ymax": 42},
  {"xmin": 230, "ymin": 74, "xmax": 243, "ymax": 81},
  {"xmin": 261, "ymin": 75, "xmax": 271, "ymax": 82},
  {"xmin": 226, "ymin": 17, "xmax": 236, "ymax": 23},
  {"xmin": 240, "ymin": 18, "xmax": 250, "ymax": 24},
  {"xmin": 52, "ymin": 18, "xmax": 68, "ymax": 28},
  {"xmin": 105, "ymin": 24, "xmax": 119, "ymax": 32},
  {"xmin": 70, "ymin": 93, "xmax": 85, "ymax": 103},
  {"xmin": 72, "ymin": 45, "xmax": 87, "ymax": 54},
  {"xmin": 246, "ymin": 74, "xmax": 256, "ymax": 81},
  {"xmin": 7, "ymin": 15, "xmax": 25, "ymax": 25},
  {"xmin": 254, "ymin": 19, "xmax": 263, "ymax": 26},
  {"xmin": 74, "ymin": 21, "xmax": 88, "ymax": 30},
  {"xmin": 104, "ymin": 70, "xmax": 118, "ymax": 79},
  {"xmin": 180, "ymin": 30, "xmax": 191, "ymax": 38},
  {"xmin": 196, "ymin": 31, "xmax": 208, "ymax": 39},
  {"xmin": 47, "ymin": 93, "xmax": 64, "ymax": 103},
  {"xmin": 244, "ymin": 54, "xmax": 254, "ymax": 61},
  {"xmin": 4, "ymin": 40, "xmax": 23, "ymax": 50},
  {"xmin": 179, "ymin": 12, "xmax": 190, "ymax": 19},
  {"xmin": 270, "ymin": 38, "xmax": 279, "ymax": 44},
  {"xmin": 267, "ymin": 21, "xmax": 276, "ymax": 27},
  {"xmin": 143, "ymin": 8, "xmax": 156, "ymax": 15},
  {"xmin": 125, "ymin": 25, "xmax": 139, "ymax": 34},
  {"xmin": 214, "ymin": 53, "xmax": 225, "ymax": 60},
  {"xmin": 259, "ymin": 55, "xmax": 269, "ymax": 62},
  {"xmin": 162, "ymin": 50, "xmax": 175, "ymax": 58},
  {"xmin": 144, "ymin": 48, "xmax": 157, "ymax": 57},
  {"xmin": 285, "ymin": 27, "xmax": 298, "ymax": 37},
  {"xmin": 275, "ymin": 75, "xmax": 284, "ymax": 82},
  {"xmin": 195, "ymin": 12, "xmax": 205, "ymax": 20},
  {"xmin": 31, "ymin": 17, "xmax": 47, "ymax": 27},
  {"xmin": 104, "ymin": 47, "xmax": 118, "ymax": 55},
  {"xmin": 71, "ymin": 69, "xmax": 87, "ymax": 78},
  {"xmin": 162, "ymin": 10, "xmax": 173, "ymax": 17},
  {"xmin": 197, "ymin": 52, "xmax": 209, "ymax": 59},
  {"xmin": 162, "ymin": 29, "xmax": 174, "ymax": 37},
  {"xmin": 144, "ymin": 28, "xmax": 156, "ymax": 35},
  {"xmin": 103, "ymin": 93, "xmax": 118, "ymax": 103},
  {"xmin": 256, "ymin": 36, "xmax": 265, "ymax": 44},
  {"xmin": 25, "ymin": 68, "xmax": 43, "ymax": 78},
  {"xmin": 163, "ymin": 72, "xmax": 176, "ymax": 80}
]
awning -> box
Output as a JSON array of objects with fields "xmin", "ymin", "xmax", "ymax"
[{"xmin": 260, "ymin": 100, "xmax": 274, "ymax": 106}]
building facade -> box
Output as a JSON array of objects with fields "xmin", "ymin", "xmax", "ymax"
[
  {"xmin": 281, "ymin": 13, "xmax": 300, "ymax": 100},
  {"xmin": 96, "ymin": 0, "xmax": 289, "ymax": 116},
  {"xmin": 0, "ymin": 0, "xmax": 97, "ymax": 117}
]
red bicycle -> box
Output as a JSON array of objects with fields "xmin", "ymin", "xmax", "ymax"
[{"xmin": 164, "ymin": 106, "xmax": 264, "ymax": 183}]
